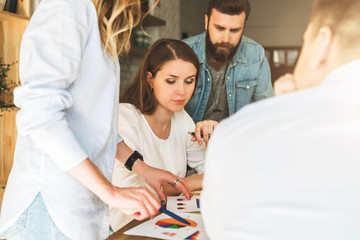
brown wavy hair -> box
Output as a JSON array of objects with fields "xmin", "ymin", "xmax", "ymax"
[
  {"xmin": 120, "ymin": 39, "xmax": 200, "ymax": 115},
  {"xmin": 93, "ymin": 0, "xmax": 158, "ymax": 59}
]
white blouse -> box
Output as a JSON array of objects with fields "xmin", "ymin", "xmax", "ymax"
[
  {"xmin": 0, "ymin": 0, "xmax": 121, "ymax": 239},
  {"xmin": 110, "ymin": 103, "xmax": 206, "ymax": 231}
]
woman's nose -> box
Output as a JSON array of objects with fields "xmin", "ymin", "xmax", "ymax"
[{"xmin": 176, "ymin": 84, "xmax": 185, "ymax": 95}]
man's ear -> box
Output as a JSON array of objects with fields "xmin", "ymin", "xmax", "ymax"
[
  {"xmin": 205, "ymin": 15, "xmax": 208, "ymax": 31},
  {"xmin": 147, "ymin": 72, "xmax": 153, "ymax": 88},
  {"xmin": 313, "ymin": 26, "xmax": 333, "ymax": 70}
]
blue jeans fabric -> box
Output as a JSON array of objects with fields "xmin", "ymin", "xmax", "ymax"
[{"xmin": 0, "ymin": 193, "xmax": 70, "ymax": 240}]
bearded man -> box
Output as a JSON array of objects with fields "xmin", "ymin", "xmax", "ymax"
[{"xmin": 183, "ymin": 0, "xmax": 274, "ymax": 145}]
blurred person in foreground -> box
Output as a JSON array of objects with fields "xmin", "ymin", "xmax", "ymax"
[{"xmin": 202, "ymin": 0, "xmax": 360, "ymax": 239}]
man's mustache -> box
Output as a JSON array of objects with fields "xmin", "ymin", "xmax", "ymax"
[{"xmin": 215, "ymin": 43, "xmax": 234, "ymax": 49}]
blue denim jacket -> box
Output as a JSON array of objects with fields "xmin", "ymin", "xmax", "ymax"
[{"xmin": 183, "ymin": 32, "xmax": 274, "ymax": 123}]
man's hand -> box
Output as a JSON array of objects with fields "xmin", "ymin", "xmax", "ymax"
[
  {"xmin": 192, "ymin": 120, "xmax": 218, "ymax": 146},
  {"xmin": 274, "ymin": 73, "xmax": 297, "ymax": 96},
  {"xmin": 133, "ymin": 160, "xmax": 192, "ymax": 202}
]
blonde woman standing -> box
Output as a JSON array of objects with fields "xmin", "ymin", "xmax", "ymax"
[{"xmin": 0, "ymin": 0, "xmax": 190, "ymax": 239}]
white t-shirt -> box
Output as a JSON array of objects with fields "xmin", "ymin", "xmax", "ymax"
[
  {"xmin": 202, "ymin": 60, "xmax": 360, "ymax": 240},
  {"xmin": 110, "ymin": 103, "xmax": 206, "ymax": 231}
]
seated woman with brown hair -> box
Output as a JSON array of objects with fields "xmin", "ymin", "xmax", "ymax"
[{"xmin": 110, "ymin": 39, "xmax": 205, "ymax": 231}]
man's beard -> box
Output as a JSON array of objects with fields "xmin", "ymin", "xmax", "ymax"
[{"xmin": 206, "ymin": 31, "xmax": 241, "ymax": 63}]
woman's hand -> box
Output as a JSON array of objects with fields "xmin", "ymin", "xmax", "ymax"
[
  {"xmin": 274, "ymin": 73, "xmax": 297, "ymax": 96},
  {"xmin": 106, "ymin": 186, "xmax": 161, "ymax": 221},
  {"xmin": 162, "ymin": 174, "xmax": 203, "ymax": 196},
  {"xmin": 116, "ymin": 142, "xmax": 192, "ymax": 202},
  {"xmin": 68, "ymin": 158, "xmax": 161, "ymax": 221},
  {"xmin": 192, "ymin": 120, "xmax": 218, "ymax": 146},
  {"xmin": 133, "ymin": 160, "xmax": 192, "ymax": 202}
]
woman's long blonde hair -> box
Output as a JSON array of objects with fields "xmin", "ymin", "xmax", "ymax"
[{"xmin": 93, "ymin": 0, "xmax": 141, "ymax": 59}]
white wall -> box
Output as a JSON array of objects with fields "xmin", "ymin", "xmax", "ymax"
[
  {"xmin": 245, "ymin": 0, "xmax": 313, "ymax": 46},
  {"xmin": 180, "ymin": 0, "xmax": 313, "ymax": 46}
]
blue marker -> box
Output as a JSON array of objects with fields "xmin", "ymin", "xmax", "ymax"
[{"xmin": 159, "ymin": 207, "xmax": 191, "ymax": 226}]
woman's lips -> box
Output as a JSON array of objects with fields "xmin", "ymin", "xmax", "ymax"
[{"xmin": 173, "ymin": 100, "xmax": 185, "ymax": 104}]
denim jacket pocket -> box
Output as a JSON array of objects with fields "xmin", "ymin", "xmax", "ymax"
[
  {"xmin": 235, "ymin": 79, "xmax": 258, "ymax": 109},
  {"xmin": 236, "ymin": 79, "xmax": 258, "ymax": 89}
]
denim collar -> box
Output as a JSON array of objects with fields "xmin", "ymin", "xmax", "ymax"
[{"xmin": 197, "ymin": 32, "xmax": 248, "ymax": 67}]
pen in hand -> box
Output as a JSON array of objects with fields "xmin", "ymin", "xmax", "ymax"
[{"xmin": 188, "ymin": 131, "xmax": 204, "ymax": 138}]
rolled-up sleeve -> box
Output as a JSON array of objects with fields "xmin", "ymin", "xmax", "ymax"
[{"xmin": 14, "ymin": 1, "xmax": 90, "ymax": 171}]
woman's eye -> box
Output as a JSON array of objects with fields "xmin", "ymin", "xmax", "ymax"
[
  {"xmin": 166, "ymin": 79, "xmax": 175, "ymax": 84},
  {"xmin": 185, "ymin": 78, "xmax": 195, "ymax": 84}
]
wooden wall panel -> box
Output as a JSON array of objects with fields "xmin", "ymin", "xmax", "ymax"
[
  {"xmin": 0, "ymin": 108, "xmax": 18, "ymax": 210},
  {"xmin": 0, "ymin": 0, "xmax": 30, "ymax": 214},
  {"xmin": 0, "ymin": 109, "xmax": 17, "ymax": 185},
  {"xmin": 0, "ymin": 111, "xmax": 4, "ymax": 186},
  {"xmin": 0, "ymin": 12, "xmax": 28, "ymax": 105}
]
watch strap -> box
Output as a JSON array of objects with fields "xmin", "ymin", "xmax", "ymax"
[{"xmin": 124, "ymin": 150, "xmax": 143, "ymax": 171}]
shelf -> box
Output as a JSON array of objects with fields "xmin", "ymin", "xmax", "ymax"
[
  {"xmin": 141, "ymin": 12, "xmax": 166, "ymax": 27},
  {"xmin": 0, "ymin": 10, "xmax": 30, "ymax": 21},
  {"xmin": 126, "ymin": 13, "xmax": 165, "ymax": 57}
]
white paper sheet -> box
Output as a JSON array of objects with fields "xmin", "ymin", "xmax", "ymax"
[
  {"xmin": 124, "ymin": 213, "xmax": 209, "ymax": 240},
  {"xmin": 166, "ymin": 195, "xmax": 201, "ymax": 213}
]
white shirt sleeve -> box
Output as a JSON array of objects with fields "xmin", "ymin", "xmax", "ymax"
[{"xmin": 14, "ymin": 0, "xmax": 91, "ymax": 171}]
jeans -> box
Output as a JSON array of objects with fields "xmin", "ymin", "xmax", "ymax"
[{"xmin": 0, "ymin": 193, "xmax": 70, "ymax": 240}]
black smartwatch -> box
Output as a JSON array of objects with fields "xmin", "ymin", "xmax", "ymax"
[{"xmin": 124, "ymin": 150, "xmax": 143, "ymax": 171}]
